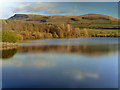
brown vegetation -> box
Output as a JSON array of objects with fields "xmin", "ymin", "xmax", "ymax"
[{"xmin": 1, "ymin": 14, "xmax": 120, "ymax": 42}]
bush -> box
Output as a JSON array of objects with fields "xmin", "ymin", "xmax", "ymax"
[
  {"xmin": 17, "ymin": 34, "xmax": 23, "ymax": 41},
  {"xmin": 53, "ymin": 32, "xmax": 58, "ymax": 38},
  {"xmin": 44, "ymin": 33, "xmax": 53, "ymax": 38},
  {"xmin": 2, "ymin": 31, "xmax": 19, "ymax": 43}
]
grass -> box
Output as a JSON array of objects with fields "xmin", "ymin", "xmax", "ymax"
[{"xmin": 79, "ymin": 29, "xmax": 120, "ymax": 37}]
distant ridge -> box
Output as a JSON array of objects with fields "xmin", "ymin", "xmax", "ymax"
[
  {"xmin": 8, "ymin": 14, "xmax": 117, "ymax": 21},
  {"xmin": 7, "ymin": 13, "xmax": 118, "ymax": 29}
]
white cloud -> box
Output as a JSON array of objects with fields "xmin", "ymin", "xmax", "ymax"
[
  {"xmin": 2, "ymin": 54, "xmax": 56, "ymax": 68},
  {"xmin": 64, "ymin": 69, "xmax": 99, "ymax": 80},
  {"xmin": 18, "ymin": 3, "xmax": 31, "ymax": 9},
  {"xmin": 14, "ymin": 2, "xmax": 57, "ymax": 13}
]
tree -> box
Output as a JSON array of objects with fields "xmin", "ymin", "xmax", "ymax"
[
  {"xmin": 83, "ymin": 28, "xmax": 89, "ymax": 37},
  {"xmin": 67, "ymin": 24, "xmax": 71, "ymax": 32}
]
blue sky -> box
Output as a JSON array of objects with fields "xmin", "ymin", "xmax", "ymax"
[{"xmin": 0, "ymin": 2, "xmax": 118, "ymax": 19}]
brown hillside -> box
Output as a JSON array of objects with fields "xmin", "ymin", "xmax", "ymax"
[
  {"xmin": 7, "ymin": 14, "xmax": 119, "ymax": 29},
  {"xmin": 9, "ymin": 14, "xmax": 117, "ymax": 21}
]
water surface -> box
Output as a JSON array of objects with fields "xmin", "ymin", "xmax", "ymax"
[{"xmin": 2, "ymin": 37, "xmax": 118, "ymax": 88}]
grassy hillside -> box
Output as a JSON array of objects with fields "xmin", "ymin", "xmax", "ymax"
[{"xmin": 8, "ymin": 14, "xmax": 119, "ymax": 29}]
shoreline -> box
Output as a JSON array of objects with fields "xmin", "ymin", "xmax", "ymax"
[
  {"xmin": 19, "ymin": 36, "xmax": 120, "ymax": 42},
  {"xmin": 0, "ymin": 37, "xmax": 119, "ymax": 50},
  {"xmin": 0, "ymin": 42, "xmax": 18, "ymax": 50}
]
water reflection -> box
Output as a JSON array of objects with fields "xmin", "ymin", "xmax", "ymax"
[
  {"xmin": 1, "ymin": 44, "xmax": 118, "ymax": 59},
  {"xmin": 18, "ymin": 44, "xmax": 118, "ymax": 57},
  {"xmin": 63, "ymin": 69, "xmax": 99, "ymax": 80},
  {"xmin": 1, "ymin": 48, "xmax": 17, "ymax": 59},
  {"xmin": 2, "ymin": 38, "xmax": 118, "ymax": 88},
  {"xmin": 2, "ymin": 52, "xmax": 118, "ymax": 88}
]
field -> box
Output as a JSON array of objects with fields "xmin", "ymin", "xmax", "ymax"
[{"xmin": 80, "ymin": 29, "xmax": 119, "ymax": 37}]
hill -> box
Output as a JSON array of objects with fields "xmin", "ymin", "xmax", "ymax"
[
  {"xmin": 9, "ymin": 14, "xmax": 117, "ymax": 21},
  {"xmin": 8, "ymin": 14, "xmax": 118, "ymax": 29}
]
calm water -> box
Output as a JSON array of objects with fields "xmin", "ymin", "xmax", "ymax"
[{"xmin": 1, "ymin": 37, "xmax": 119, "ymax": 88}]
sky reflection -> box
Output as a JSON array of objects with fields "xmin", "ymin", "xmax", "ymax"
[{"xmin": 2, "ymin": 38, "xmax": 118, "ymax": 88}]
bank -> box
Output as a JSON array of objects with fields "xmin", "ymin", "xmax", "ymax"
[{"xmin": 0, "ymin": 42, "xmax": 18, "ymax": 50}]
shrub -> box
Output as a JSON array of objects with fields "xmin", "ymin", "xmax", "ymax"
[
  {"xmin": 17, "ymin": 34, "xmax": 23, "ymax": 41},
  {"xmin": 53, "ymin": 32, "xmax": 58, "ymax": 38},
  {"xmin": 2, "ymin": 31, "xmax": 19, "ymax": 43},
  {"xmin": 44, "ymin": 33, "xmax": 53, "ymax": 38}
]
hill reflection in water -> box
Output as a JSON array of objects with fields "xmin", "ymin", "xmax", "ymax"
[
  {"xmin": 18, "ymin": 44, "xmax": 118, "ymax": 57},
  {"xmin": 1, "ymin": 43, "xmax": 118, "ymax": 59}
]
